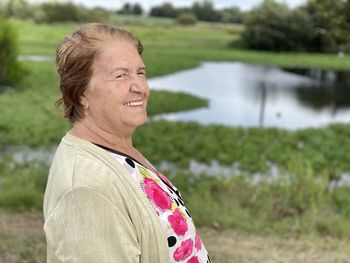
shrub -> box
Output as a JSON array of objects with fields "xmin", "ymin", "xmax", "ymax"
[
  {"xmin": 78, "ymin": 7, "xmax": 111, "ymax": 23},
  {"xmin": 150, "ymin": 3, "xmax": 177, "ymax": 18},
  {"xmin": 303, "ymin": 0, "xmax": 349, "ymax": 53},
  {"xmin": 176, "ymin": 12, "xmax": 197, "ymax": 26},
  {"xmin": 191, "ymin": 0, "xmax": 221, "ymax": 22},
  {"xmin": 0, "ymin": 19, "xmax": 23, "ymax": 86},
  {"xmin": 242, "ymin": 0, "xmax": 314, "ymax": 52},
  {"xmin": 35, "ymin": 2, "xmax": 110, "ymax": 23},
  {"xmin": 0, "ymin": 0, "xmax": 32, "ymax": 19},
  {"xmin": 43, "ymin": 2, "xmax": 81, "ymax": 22},
  {"xmin": 221, "ymin": 7, "xmax": 245, "ymax": 24}
]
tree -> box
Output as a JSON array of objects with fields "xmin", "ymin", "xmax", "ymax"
[
  {"xmin": 242, "ymin": 0, "xmax": 314, "ymax": 51},
  {"xmin": 40, "ymin": 2, "xmax": 81, "ymax": 22},
  {"xmin": 191, "ymin": 0, "xmax": 221, "ymax": 22},
  {"xmin": 221, "ymin": 7, "xmax": 244, "ymax": 23},
  {"xmin": 303, "ymin": 0, "xmax": 349, "ymax": 52},
  {"xmin": 118, "ymin": 3, "xmax": 131, "ymax": 14},
  {"xmin": 150, "ymin": 2, "xmax": 176, "ymax": 18},
  {"xmin": 132, "ymin": 3, "xmax": 143, "ymax": 15}
]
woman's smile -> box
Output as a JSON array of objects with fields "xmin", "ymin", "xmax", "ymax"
[{"xmin": 123, "ymin": 99, "xmax": 144, "ymax": 107}]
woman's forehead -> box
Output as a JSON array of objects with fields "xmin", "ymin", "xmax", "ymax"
[{"xmin": 93, "ymin": 41, "xmax": 144, "ymax": 73}]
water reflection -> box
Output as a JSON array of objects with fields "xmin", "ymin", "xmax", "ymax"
[
  {"xmin": 148, "ymin": 62, "xmax": 350, "ymax": 129},
  {"xmin": 284, "ymin": 68, "xmax": 350, "ymax": 112}
]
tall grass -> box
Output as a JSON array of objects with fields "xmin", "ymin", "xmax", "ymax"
[{"xmin": 1, "ymin": 154, "xmax": 350, "ymax": 240}]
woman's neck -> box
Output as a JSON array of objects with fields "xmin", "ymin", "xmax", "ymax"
[
  {"xmin": 69, "ymin": 121, "xmax": 134, "ymax": 152},
  {"xmin": 69, "ymin": 121, "xmax": 155, "ymax": 171}
]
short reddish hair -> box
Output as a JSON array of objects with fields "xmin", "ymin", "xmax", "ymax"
[{"xmin": 55, "ymin": 23, "xmax": 143, "ymax": 122}]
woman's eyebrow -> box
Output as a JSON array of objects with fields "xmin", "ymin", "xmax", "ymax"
[
  {"xmin": 109, "ymin": 66, "xmax": 129, "ymax": 73},
  {"xmin": 108, "ymin": 66, "xmax": 146, "ymax": 73}
]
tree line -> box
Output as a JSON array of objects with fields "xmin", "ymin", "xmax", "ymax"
[
  {"xmin": 242, "ymin": 0, "xmax": 350, "ymax": 53},
  {"xmin": 0, "ymin": 0, "xmax": 245, "ymax": 24}
]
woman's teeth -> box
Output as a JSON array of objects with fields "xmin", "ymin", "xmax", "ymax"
[{"xmin": 124, "ymin": 101, "xmax": 143, "ymax": 106}]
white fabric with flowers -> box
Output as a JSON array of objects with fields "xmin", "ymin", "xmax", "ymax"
[{"xmin": 97, "ymin": 145, "xmax": 211, "ymax": 263}]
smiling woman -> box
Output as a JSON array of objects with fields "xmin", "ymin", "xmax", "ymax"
[{"xmin": 43, "ymin": 23, "xmax": 211, "ymax": 263}]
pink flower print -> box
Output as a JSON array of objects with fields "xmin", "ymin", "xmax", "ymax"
[
  {"xmin": 144, "ymin": 178, "xmax": 171, "ymax": 210},
  {"xmin": 168, "ymin": 208, "xmax": 188, "ymax": 236},
  {"xmin": 187, "ymin": 256, "xmax": 199, "ymax": 263},
  {"xmin": 173, "ymin": 238, "xmax": 194, "ymax": 261},
  {"xmin": 195, "ymin": 233, "xmax": 202, "ymax": 251}
]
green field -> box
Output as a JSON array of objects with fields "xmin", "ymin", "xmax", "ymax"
[
  {"xmin": 2, "ymin": 17, "xmax": 350, "ymax": 255},
  {"xmin": 16, "ymin": 18, "xmax": 350, "ymax": 72}
]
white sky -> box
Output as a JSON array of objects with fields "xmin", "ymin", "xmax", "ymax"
[{"xmin": 28, "ymin": 0, "xmax": 307, "ymax": 11}]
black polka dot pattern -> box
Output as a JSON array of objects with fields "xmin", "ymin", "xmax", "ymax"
[
  {"xmin": 125, "ymin": 157, "xmax": 135, "ymax": 168},
  {"xmin": 167, "ymin": 236, "xmax": 177, "ymax": 247},
  {"xmin": 178, "ymin": 197, "xmax": 185, "ymax": 206}
]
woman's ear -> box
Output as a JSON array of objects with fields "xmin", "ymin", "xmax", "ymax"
[{"xmin": 80, "ymin": 96, "xmax": 89, "ymax": 115}]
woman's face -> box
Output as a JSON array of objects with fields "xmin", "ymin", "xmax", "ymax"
[{"xmin": 83, "ymin": 40, "xmax": 150, "ymax": 136}]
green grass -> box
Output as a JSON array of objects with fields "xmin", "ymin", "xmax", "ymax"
[
  {"xmin": 0, "ymin": 156, "xmax": 47, "ymax": 211},
  {"xmin": 16, "ymin": 19, "xmax": 350, "ymax": 72},
  {"xmin": 148, "ymin": 90, "xmax": 208, "ymax": 115}
]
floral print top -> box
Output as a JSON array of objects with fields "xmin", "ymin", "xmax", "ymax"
[{"xmin": 96, "ymin": 144, "xmax": 211, "ymax": 263}]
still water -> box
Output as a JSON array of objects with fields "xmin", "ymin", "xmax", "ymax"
[{"xmin": 148, "ymin": 62, "xmax": 350, "ymax": 130}]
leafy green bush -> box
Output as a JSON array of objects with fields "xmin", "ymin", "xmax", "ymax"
[
  {"xmin": 221, "ymin": 7, "xmax": 245, "ymax": 24},
  {"xmin": 176, "ymin": 12, "xmax": 198, "ymax": 25},
  {"xmin": 303, "ymin": 0, "xmax": 349, "ymax": 53},
  {"xmin": 38, "ymin": 2, "xmax": 81, "ymax": 23},
  {"xmin": 0, "ymin": 0, "xmax": 32, "ymax": 19},
  {"xmin": 242, "ymin": 0, "xmax": 314, "ymax": 52},
  {"xmin": 0, "ymin": 19, "xmax": 23, "ymax": 86},
  {"xmin": 35, "ymin": 3, "xmax": 110, "ymax": 23}
]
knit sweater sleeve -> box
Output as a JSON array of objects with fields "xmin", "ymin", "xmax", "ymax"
[{"xmin": 44, "ymin": 187, "xmax": 140, "ymax": 263}]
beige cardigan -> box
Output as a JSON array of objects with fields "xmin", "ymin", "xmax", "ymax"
[{"xmin": 43, "ymin": 133, "xmax": 169, "ymax": 263}]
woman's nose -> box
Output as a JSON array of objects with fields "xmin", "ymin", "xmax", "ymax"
[{"xmin": 130, "ymin": 76, "xmax": 149, "ymax": 93}]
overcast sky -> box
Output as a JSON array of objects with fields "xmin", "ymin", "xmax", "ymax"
[{"xmin": 29, "ymin": 0, "xmax": 308, "ymax": 11}]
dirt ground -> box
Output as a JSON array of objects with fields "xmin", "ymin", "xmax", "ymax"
[{"xmin": 0, "ymin": 211, "xmax": 349, "ymax": 263}]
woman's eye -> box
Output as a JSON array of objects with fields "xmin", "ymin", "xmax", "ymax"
[
  {"xmin": 138, "ymin": 72, "xmax": 146, "ymax": 76},
  {"xmin": 116, "ymin": 74, "xmax": 127, "ymax": 79}
]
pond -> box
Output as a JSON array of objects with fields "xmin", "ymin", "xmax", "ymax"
[{"xmin": 148, "ymin": 62, "xmax": 350, "ymax": 130}]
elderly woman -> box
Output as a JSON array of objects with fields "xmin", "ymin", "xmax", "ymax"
[{"xmin": 43, "ymin": 23, "xmax": 210, "ymax": 263}]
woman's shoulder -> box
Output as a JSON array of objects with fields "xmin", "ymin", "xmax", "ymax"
[{"xmin": 44, "ymin": 134, "xmax": 131, "ymax": 218}]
